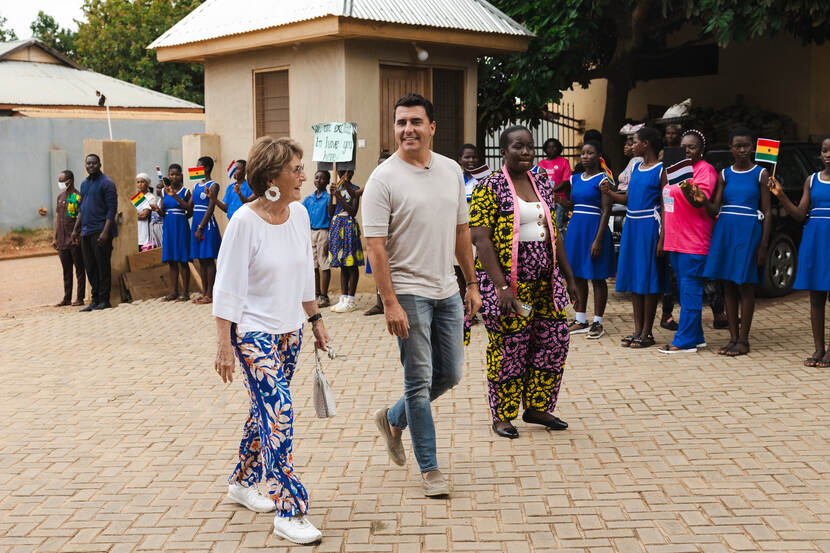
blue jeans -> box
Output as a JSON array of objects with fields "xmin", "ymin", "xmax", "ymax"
[
  {"xmin": 669, "ymin": 252, "xmax": 706, "ymax": 349},
  {"xmin": 387, "ymin": 293, "xmax": 464, "ymax": 473}
]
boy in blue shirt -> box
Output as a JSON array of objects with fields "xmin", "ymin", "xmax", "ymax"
[
  {"xmin": 213, "ymin": 160, "xmax": 253, "ymax": 220},
  {"xmin": 302, "ymin": 170, "xmax": 333, "ymax": 307}
]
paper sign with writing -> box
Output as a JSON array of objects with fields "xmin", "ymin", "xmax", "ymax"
[{"xmin": 312, "ymin": 122, "xmax": 357, "ymax": 163}]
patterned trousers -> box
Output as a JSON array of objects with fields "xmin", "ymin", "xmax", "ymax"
[
  {"xmin": 229, "ymin": 327, "xmax": 309, "ymax": 517},
  {"xmin": 483, "ymin": 279, "xmax": 570, "ymax": 422}
]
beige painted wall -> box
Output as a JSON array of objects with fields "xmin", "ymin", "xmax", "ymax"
[
  {"xmin": 204, "ymin": 38, "xmax": 479, "ymax": 210},
  {"xmin": 562, "ymin": 33, "xmax": 822, "ymax": 140},
  {"xmin": 344, "ymin": 39, "xmax": 479, "ymax": 187},
  {"xmin": 204, "ymin": 40, "xmax": 346, "ymax": 211}
]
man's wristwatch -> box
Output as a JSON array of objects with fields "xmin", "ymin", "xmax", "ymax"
[{"xmin": 308, "ymin": 313, "xmax": 322, "ymax": 324}]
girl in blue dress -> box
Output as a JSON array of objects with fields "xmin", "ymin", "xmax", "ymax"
[
  {"xmin": 153, "ymin": 164, "xmax": 192, "ymax": 301},
  {"xmin": 769, "ymin": 135, "xmax": 830, "ymax": 366},
  {"xmin": 602, "ymin": 127, "xmax": 668, "ymax": 348},
  {"xmin": 190, "ymin": 156, "xmax": 222, "ymax": 304},
  {"xmin": 701, "ymin": 127, "xmax": 771, "ymax": 356},
  {"xmin": 565, "ymin": 141, "xmax": 615, "ymax": 339}
]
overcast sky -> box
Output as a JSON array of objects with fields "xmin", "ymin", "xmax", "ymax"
[{"xmin": 2, "ymin": 1, "xmax": 85, "ymax": 39}]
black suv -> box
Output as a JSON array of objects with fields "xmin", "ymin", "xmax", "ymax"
[{"xmin": 607, "ymin": 142, "xmax": 822, "ymax": 296}]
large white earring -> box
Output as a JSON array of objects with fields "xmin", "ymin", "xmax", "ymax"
[{"xmin": 265, "ymin": 185, "xmax": 281, "ymax": 202}]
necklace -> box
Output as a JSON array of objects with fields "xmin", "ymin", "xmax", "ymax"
[{"xmin": 258, "ymin": 199, "xmax": 287, "ymax": 225}]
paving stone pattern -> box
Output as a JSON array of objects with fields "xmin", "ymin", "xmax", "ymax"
[{"xmin": 1, "ymin": 291, "xmax": 829, "ymax": 552}]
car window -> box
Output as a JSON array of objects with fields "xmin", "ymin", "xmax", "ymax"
[
  {"xmin": 704, "ymin": 150, "xmax": 733, "ymax": 173},
  {"xmin": 774, "ymin": 147, "xmax": 804, "ymax": 191}
]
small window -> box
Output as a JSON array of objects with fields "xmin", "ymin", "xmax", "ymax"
[{"xmin": 255, "ymin": 69, "xmax": 289, "ymax": 138}]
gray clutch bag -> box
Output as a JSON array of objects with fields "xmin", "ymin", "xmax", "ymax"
[{"xmin": 313, "ymin": 347, "xmax": 337, "ymax": 418}]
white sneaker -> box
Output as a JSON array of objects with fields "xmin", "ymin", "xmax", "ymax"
[
  {"xmin": 344, "ymin": 300, "xmax": 357, "ymax": 312},
  {"xmin": 330, "ymin": 297, "xmax": 346, "ymax": 312},
  {"xmin": 227, "ymin": 483, "xmax": 275, "ymax": 512},
  {"xmin": 697, "ymin": 342, "xmax": 707, "ymax": 348},
  {"xmin": 273, "ymin": 514, "xmax": 322, "ymax": 544}
]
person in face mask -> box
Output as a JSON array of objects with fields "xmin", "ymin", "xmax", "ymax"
[{"xmin": 52, "ymin": 170, "xmax": 85, "ymax": 306}]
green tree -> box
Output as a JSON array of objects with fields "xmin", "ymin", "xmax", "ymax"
[
  {"xmin": 482, "ymin": 0, "xmax": 830, "ymax": 168},
  {"xmin": 73, "ymin": 0, "xmax": 205, "ymax": 105},
  {"xmin": 30, "ymin": 11, "xmax": 77, "ymax": 57},
  {"xmin": 0, "ymin": 14, "xmax": 18, "ymax": 42}
]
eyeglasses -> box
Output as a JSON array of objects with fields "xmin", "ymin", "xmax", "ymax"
[{"xmin": 290, "ymin": 164, "xmax": 305, "ymax": 175}]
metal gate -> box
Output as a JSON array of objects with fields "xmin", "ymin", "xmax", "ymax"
[{"xmin": 483, "ymin": 103, "xmax": 583, "ymax": 170}]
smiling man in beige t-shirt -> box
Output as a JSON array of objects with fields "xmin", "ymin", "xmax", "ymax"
[{"xmin": 363, "ymin": 93, "xmax": 481, "ymax": 497}]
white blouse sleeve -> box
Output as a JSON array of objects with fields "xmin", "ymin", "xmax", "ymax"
[
  {"xmin": 212, "ymin": 213, "xmax": 252, "ymax": 322},
  {"xmin": 298, "ymin": 205, "xmax": 316, "ymax": 303}
]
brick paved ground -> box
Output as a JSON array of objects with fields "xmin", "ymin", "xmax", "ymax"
[{"xmin": 1, "ymin": 290, "xmax": 829, "ymax": 552}]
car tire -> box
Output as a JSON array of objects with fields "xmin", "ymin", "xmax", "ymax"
[{"xmin": 761, "ymin": 233, "xmax": 797, "ymax": 297}]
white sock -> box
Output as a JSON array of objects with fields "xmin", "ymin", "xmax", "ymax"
[
  {"xmin": 575, "ymin": 312, "xmax": 587, "ymax": 324},
  {"xmin": 593, "ymin": 315, "xmax": 603, "ymax": 324},
  {"xmin": 346, "ymin": 295, "xmax": 354, "ymax": 302}
]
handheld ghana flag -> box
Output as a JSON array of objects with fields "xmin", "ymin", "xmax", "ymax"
[
  {"xmin": 600, "ymin": 157, "xmax": 615, "ymax": 185},
  {"xmin": 188, "ymin": 166, "xmax": 205, "ymax": 181},
  {"xmin": 666, "ymin": 158, "xmax": 694, "ymax": 186},
  {"xmin": 755, "ymin": 138, "xmax": 780, "ymax": 164},
  {"xmin": 227, "ymin": 160, "xmax": 237, "ymax": 180},
  {"xmin": 130, "ymin": 191, "xmax": 150, "ymax": 211}
]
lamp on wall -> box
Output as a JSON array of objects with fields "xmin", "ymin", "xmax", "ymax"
[
  {"xmin": 96, "ymin": 90, "xmax": 113, "ymax": 140},
  {"xmin": 411, "ymin": 42, "xmax": 429, "ymax": 62}
]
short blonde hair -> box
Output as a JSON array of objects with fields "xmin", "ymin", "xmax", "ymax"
[{"xmin": 246, "ymin": 136, "xmax": 304, "ymax": 196}]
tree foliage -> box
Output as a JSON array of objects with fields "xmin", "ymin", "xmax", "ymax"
[
  {"xmin": 483, "ymin": 0, "xmax": 830, "ymax": 166},
  {"xmin": 72, "ymin": 0, "xmax": 205, "ymax": 105},
  {"xmin": 30, "ymin": 11, "xmax": 77, "ymax": 58},
  {"xmin": 0, "ymin": 14, "xmax": 18, "ymax": 42}
]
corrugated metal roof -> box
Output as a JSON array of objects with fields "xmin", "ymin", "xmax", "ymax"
[
  {"xmin": 148, "ymin": 0, "xmax": 532, "ymax": 49},
  {"xmin": 0, "ymin": 60, "xmax": 202, "ymax": 109}
]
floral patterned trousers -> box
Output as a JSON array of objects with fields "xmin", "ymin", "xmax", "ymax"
[{"xmin": 229, "ymin": 327, "xmax": 309, "ymax": 517}]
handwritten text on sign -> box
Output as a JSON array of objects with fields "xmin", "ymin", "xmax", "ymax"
[{"xmin": 311, "ymin": 122, "xmax": 356, "ymax": 163}]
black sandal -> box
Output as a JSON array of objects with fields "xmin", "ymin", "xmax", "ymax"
[
  {"xmin": 718, "ymin": 340, "xmax": 737, "ymax": 355},
  {"xmin": 621, "ymin": 335, "xmax": 635, "ymax": 347},
  {"xmin": 805, "ymin": 351, "xmax": 826, "ymax": 367},
  {"xmin": 629, "ymin": 335, "xmax": 655, "ymax": 349},
  {"xmin": 726, "ymin": 341, "xmax": 750, "ymax": 357}
]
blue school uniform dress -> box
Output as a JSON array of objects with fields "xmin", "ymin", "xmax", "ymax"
[
  {"xmin": 703, "ymin": 165, "xmax": 764, "ymax": 285},
  {"xmin": 190, "ymin": 180, "xmax": 222, "ymax": 260},
  {"xmin": 794, "ymin": 172, "xmax": 830, "ymax": 291},
  {"xmin": 161, "ymin": 187, "xmax": 190, "ymax": 263},
  {"xmin": 616, "ymin": 161, "xmax": 667, "ymax": 294},
  {"xmin": 564, "ymin": 172, "xmax": 615, "ymax": 280}
]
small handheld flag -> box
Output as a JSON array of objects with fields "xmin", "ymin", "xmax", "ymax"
[
  {"xmin": 188, "ymin": 166, "xmax": 205, "ymax": 181},
  {"xmin": 470, "ymin": 164, "xmax": 492, "ymax": 180},
  {"xmin": 666, "ymin": 159, "xmax": 694, "ymax": 186},
  {"xmin": 755, "ymin": 138, "xmax": 780, "ymax": 164},
  {"xmin": 227, "ymin": 160, "xmax": 237, "ymax": 180},
  {"xmin": 600, "ymin": 157, "xmax": 615, "ymax": 185},
  {"xmin": 155, "ymin": 166, "xmax": 163, "ymax": 181},
  {"xmin": 130, "ymin": 191, "xmax": 150, "ymax": 211}
]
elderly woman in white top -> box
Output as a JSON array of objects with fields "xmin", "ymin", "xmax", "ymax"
[
  {"xmin": 213, "ymin": 136, "xmax": 329, "ymax": 545},
  {"xmin": 135, "ymin": 173, "xmax": 157, "ymax": 251}
]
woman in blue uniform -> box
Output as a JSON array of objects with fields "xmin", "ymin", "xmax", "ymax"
[
  {"xmin": 601, "ymin": 127, "xmax": 668, "ymax": 348},
  {"xmin": 565, "ymin": 141, "xmax": 615, "ymax": 339},
  {"xmin": 769, "ymin": 135, "xmax": 830, "ymax": 366},
  {"xmin": 190, "ymin": 156, "xmax": 222, "ymax": 304},
  {"xmin": 153, "ymin": 164, "xmax": 191, "ymax": 301},
  {"xmin": 701, "ymin": 127, "xmax": 771, "ymax": 356}
]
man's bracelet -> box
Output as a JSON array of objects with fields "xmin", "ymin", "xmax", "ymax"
[
  {"xmin": 465, "ymin": 281, "xmax": 478, "ymax": 288},
  {"xmin": 308, "ymin": 313, "xmax": 322, "ymax": 324}
]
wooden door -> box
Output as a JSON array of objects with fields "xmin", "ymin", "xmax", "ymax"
[{"xmin": 379, "ymin": 65, "xmax": 428, "ymax": 154}]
